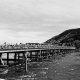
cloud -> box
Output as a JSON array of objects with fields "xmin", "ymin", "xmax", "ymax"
[{"xmin": 0, "ymin": 0, "xmax": 80, "ymax": 43}]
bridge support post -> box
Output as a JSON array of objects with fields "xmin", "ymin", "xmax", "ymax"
[
  {"xmin": 17, "ymin": 53, "xmax": 20, "ymax": 64},
  {"xmin": 39, "ymin": 50, "xmax": 42, "ymax": 61},
  {"xmin": 7, "ymin": 53, "xmax": 9, "ymax": 65},
  {"xmin": 36, "ymin": 51, "xmax": 39, "ymax": 61},
  {"xmin": 29, "ymin": 51, "xmax": 32, "ymax": 62},
  {"xmin": 0, "ymin": 53, "xmax": 4, "ymax": 65},
  {"xmin": 25, "ymin": 51, "xmax": 28, "ymax": 72},
  {"xmin": 46, "ymin": 50, "xmax": 48, "ymax": 59},
  {"xmin": 14, "ymin": 53, "xmax": 17, "ymax": 64}
]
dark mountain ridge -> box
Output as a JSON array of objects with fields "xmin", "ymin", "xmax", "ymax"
[{"xmin": 45, "ymin": 28, "xmax": 80, "ymax": 48}]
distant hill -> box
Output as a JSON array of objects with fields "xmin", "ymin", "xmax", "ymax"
[{"xmin": 44, "ymin": 28, "xmax": 80, "ymax": 48}]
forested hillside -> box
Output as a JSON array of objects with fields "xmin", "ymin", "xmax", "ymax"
[{"xmin": 45, "ymin": 28, "xmax": 80, "ymax": 48}]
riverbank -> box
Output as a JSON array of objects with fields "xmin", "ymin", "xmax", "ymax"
[{"xmin": 0, "ymin": 52, "xmax": 80, "ymax": 80}]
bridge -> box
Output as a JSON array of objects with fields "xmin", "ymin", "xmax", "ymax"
[{"xmin": 0, "ymin": 44, "xmax": 75, "ymax": 72}]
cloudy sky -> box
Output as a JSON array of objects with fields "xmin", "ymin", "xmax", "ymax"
[{"xmin": 0, "ymin": 0, "xmax": 80, "ymax": 44}]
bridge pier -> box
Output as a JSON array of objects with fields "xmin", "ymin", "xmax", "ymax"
[
  {"xmin": 47, "ymin": 50, "xmax": 52, "ymax": 59},
  {"xmin": 18, "ymin": 53, "xmax": 20, "ymax": 63},
  {"xmin": 35, "ymin": 51, "xmax": 38, "ymax": 61},
  {"xmin": 39, "ymin": 50, "xmax": 43, "ymax": 61},
  {"xmin": 29, "ymin": 51, "xmax": 32, "ymax": 62},
  {"xmin": 37, "ymin": 50, "xmax": 41, "ymax": 61},
  {"xmin": 7, "ymin": 53, "xmax": 9, "ymax": 65},
  {"xmin": 14, "ymin": 53, "xmax": 17, "ymax": 64},
  {"xmin": 0, "ymin": 53, "xmax": 4, "ymax": 65},
  {"xmin": 24, "ymin": 51, "xmax": 28, "ymax": 72}
]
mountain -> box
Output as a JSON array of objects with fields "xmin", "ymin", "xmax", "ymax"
[{"xmin": 44, "ymin": 28, "xmax": 80, "ymax": 48}]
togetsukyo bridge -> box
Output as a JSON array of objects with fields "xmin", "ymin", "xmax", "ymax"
[{"xmin": 0, "ymin": 43, "xmax": 75, "ymax": 72}]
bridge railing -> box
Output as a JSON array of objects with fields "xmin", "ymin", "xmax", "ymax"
[{"xmin": 0, "ymin": 43, "xmax": 75, "ymax": 50}]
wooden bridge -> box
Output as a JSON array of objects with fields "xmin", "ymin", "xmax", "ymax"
[{"xmin": 0, "ymin": 44, "xmax": 75, "ymax": 72}]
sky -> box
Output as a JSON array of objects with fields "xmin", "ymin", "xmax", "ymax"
[{"xmin": 0, "ymin": 0, "xmax": 80, "ymax": 44}]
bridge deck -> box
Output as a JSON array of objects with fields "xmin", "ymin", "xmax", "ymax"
[{"xmin": 0, "ymin": 46, "xmax": 75, "ymax": 53}]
